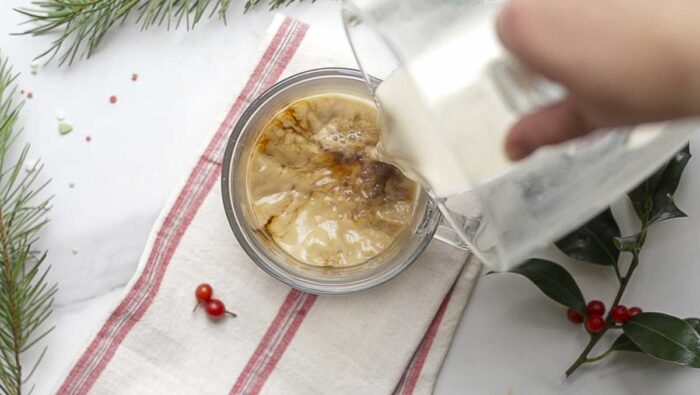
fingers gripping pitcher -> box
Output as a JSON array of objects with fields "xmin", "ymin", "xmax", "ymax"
[{"xmin": 342, "ymin": 0, "xmax": 696, "ymax": 271}]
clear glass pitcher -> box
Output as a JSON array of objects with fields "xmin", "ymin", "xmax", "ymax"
[{"xmin": 342, "ymin": 0, "xmax": 696, "ymax": 271}]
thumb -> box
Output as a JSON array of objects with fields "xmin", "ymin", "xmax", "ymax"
[{"xmin": 505, "ymin": 98, "xmax": 594, "ymax": 160}]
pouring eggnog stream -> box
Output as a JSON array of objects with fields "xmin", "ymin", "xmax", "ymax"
[
  {"xmin": 366, "ymin": 5, "xmax": 520, "ymax": 198},
  {"xmin": 373, "ymin": 65, "xmax": 517, "ymax": 198}
]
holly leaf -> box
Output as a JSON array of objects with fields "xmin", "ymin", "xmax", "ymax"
[
  {"xmin": 686, "ymin": 318, "xmax": 700, "ymax": 333},
  {"xmin": 611, "ymin": 333, "xmax": 642, "ymax": 353},
  {"xmin": 652, "ymin": 145, "xmax": 692, "ymax": 206},
  {"xmin": 612, "ymin": 196, "xmax": 685, "ymax": 252},
  {"xmin": 507, "ymin": 259, "xmax": 586, "ymax": 314},
  {"xmin": 628, "ymin": 145, "xmax": 691, "ymax": 220},
  {"xmin": 628, "ymin": 167, "xmax": 664, "ymax": 219},
  {"xmin": 613, "ymin": 317, "xmax": 700, "ymax": 354},
  {"xmin": 649, "ymin": 194, "xmax": 688, "ymax": 225},
  {"xmin": 555, "ymin": 208, "xmax": 620, "ymax": 266},
  {"xmin": 621, "ymin": 312, "xmax": 700, "ymax": 367}
]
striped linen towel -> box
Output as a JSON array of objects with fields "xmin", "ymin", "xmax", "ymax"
[{"xmin": 53, "ymin": 15, "xmax": 481, "ymax": 395}]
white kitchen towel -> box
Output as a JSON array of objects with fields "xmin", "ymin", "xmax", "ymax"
[{"xmin": 54, "ymin": 15, "xmax": 481, "ymax": 395}]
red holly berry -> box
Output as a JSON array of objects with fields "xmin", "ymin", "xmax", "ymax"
[
  {"xmin": 628, "ymin": 306, "xmax": 643, "ymax": 318},
  {"xmin": 131, "ymin": 73, "xmax": 139, "ymax": 82},
  {"xmin": 193, "ymin": 284, "xmax": 236, "ymax": 318},
  {"xmin": 195, "ymin": 283, "xmax": 213, "ymax": 302},
  {"xmin": 206, "ymin": 299, "xmax": 226, "ymax": 317},
  {"xmin": 586, "ymin": 300, "xmax": 606, "ymax": 316},
  {"xmin": 586, "ymin": 315, "xmax": 605, "ymax": 333},
  {"xmin": 611, "ymin": 305, "xmax": 629, "ymax": 324},
  {"xmin": 109, "ymin": 95, "xmax": 118, "ymax": 104},
  {"xmin": 26, "ymin": 92, "xmax": 33, "ymax": 99},
  {"xmin": 567, "ymin": 308, "xmax": 584, "ymax": 324}
]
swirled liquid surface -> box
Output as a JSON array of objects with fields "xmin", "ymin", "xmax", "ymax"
[{"xmin": 247, "ymin": 95, "xmax": 419, "ymax": 267}]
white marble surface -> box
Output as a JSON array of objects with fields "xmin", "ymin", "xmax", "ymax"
[{"xmin": 1, "ymin": 2, "xmax": 700, "ymax": 394}]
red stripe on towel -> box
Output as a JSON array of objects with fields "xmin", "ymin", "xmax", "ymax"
[{"xmin": 57, "ymin": 17, "xmax": 307, "ymax": 395}]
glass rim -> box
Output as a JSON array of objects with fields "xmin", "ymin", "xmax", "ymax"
[{"xmin": 220, "ymin": 67, "xmax": 443, "ymax": 295}]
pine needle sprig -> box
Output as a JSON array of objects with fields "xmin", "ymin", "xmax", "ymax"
[
  {"xmin": 15, "ymin": 0, "xmax": 305, "ymax": 66},
  {"xmin": 244, "ymin": 0, "xmax": 307, "ymax": 12},
  {"xmin": 0, "ymin": 54, "xmax": 56, "ymax": 395}
]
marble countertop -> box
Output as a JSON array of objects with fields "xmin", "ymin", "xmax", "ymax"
[{"xmin": 2, "ymin": 1, "xmax": 700, "ymax": 394}]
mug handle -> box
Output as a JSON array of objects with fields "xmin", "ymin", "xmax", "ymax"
[{"xmin": 433, "ymin": 208, "xmax": 480, "ymax": 252}]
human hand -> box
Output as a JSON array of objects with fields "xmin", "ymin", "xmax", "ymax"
[{"xmin": 497, "ymin": 0, "xmax": 700, "ymax": 160}]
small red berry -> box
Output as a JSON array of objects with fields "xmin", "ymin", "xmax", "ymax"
[
  {"xmin": 206, "ymin": 299, "xmax": 226, "ymax": 317},
  {"xmin": 586, "ymin": 314, "xmax": 605, "ymax": 333},
  {"xmin": 586, "ymin": 300, "xmax": 606, "ymax": 316},
  {"xmin": 567, "ymin": 308, "xmax": 584, "ymax": 324},
  {"xmin": 109, "ymin": 95, "xmax": 118, "ymax": 104},
  {"xmin": 85, "ymin": 135, "xmax": 92, "ymax": 142},
  {"xmin": 26, "ymin": 92, "xmax": 33, "ymax": 99},
  {"xmin": 611, "ymin": 305, "xmax": 629, "ymax": 324},
  {"xmin": 628, "ymin": 306, "xmax": 643, "ymax": 319},
  {"xmin": 195, "ymin": 283, "xmax": 213, "ymax": 302},
  {"xmin": 131, "ymin": 73, "xmax": 138, "ymax": 81}
]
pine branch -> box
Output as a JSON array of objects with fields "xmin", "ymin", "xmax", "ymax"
[
  {"xmin": 245, "ymin": 0, "xmax": 307, "ymax": 11},
  {"xmin": 0, "ymin": 54, "xmax": 55, "ymax": 395},
  {"xmin": 15, "ymin": 0, "xmax": 308, "ymax": 66}
]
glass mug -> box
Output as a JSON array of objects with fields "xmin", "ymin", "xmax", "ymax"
[
  {"xmin": 221, "ymin": 68, "xmax": 469, "ymax": 295},
  {"xmin": 342, "ymin": 0, "xmax": 696, "ymax": 271}
]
